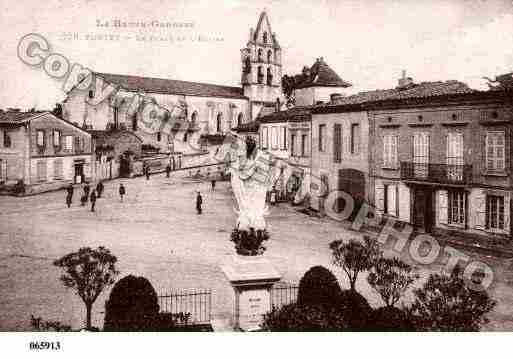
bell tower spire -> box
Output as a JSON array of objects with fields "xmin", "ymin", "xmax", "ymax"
[{"xmin": 241, "ymin": 10, "xmax": 283, "ymax": 121}]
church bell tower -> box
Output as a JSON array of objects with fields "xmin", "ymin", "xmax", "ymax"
[{"xmin": 241, "ymin": 11, "xmax": 283, "ymax": 121}]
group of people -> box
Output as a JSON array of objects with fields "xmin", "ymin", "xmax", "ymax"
[{"xmin": 65, "ymin": 181, "xmax": 127, "ymax": 212}]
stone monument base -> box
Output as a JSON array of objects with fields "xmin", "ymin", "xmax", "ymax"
[{"xmin": 221, "ymin": 255, "xmax": 282, "ymax": 331}]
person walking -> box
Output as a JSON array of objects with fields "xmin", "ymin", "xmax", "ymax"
[
  {"xmin": 66, "ymin": 183, "xmax": 74, "ymax": 208},
  {"xmin": 165, "ymin": 164, "xmax": 171, "ymax": 178},
  {"xmin": 196, "ymin": 191, "xmax": 203, "ymax": 215},
  {"xmin": 90, "ymin": 190, "xmax": 97, "ymax": 212},
  {"xmin": 145, "ymin": 164, "xmax": 150, "ymax": 180},
  {"xmin": 119, "ymin": 183, "xmax": 126, "ymax": 202},
  {"xmin": 96, "ymin": 181, "xmax": 104, "ymax": 199},
  {"xmin": 211, "ymin": 179, "xmax": 216, "ymax": 192},
  {"xmin": 83, "ymin": 182, "xmax": 90, "ymax": 202}
]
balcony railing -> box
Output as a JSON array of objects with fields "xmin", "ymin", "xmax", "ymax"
[{"xmin": 400, "ymin": 162, "xmax": 472, "ymax": 184}]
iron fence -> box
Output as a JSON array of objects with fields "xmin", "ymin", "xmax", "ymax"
[
  {"xmin": 270, "ymin": 284, "xmax": 299, "ymax": 311},
  {"xmin": 159, "ymin": 289, "xmax": 211, "ymax": 325}
]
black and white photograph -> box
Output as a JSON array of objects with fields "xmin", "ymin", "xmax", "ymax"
[{"xmin": 1, "ymin": 0, "xmax": 513, "ymax": 356}]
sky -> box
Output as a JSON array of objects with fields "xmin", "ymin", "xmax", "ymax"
[{"xmin": 1, "ymin": 0, "xmax": 513, "ymax": 110}]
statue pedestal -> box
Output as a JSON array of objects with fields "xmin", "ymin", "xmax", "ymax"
[{"xmin": 221, "ymin": 255, "xmax": 282, "ymax": 331}]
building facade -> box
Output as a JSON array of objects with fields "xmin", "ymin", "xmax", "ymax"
[
  {"xmin": 371, "ymin": 91, "xmax": 513, "ymax": 240},
  {"xmin": 0, "ymin": 111, "xmax": 93, "ymax": 194},
  {"xmin": 63, "ymin": 11, "xmax": 282, "ymax": 161}
]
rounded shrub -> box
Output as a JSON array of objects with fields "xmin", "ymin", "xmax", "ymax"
[
  {"xmin": 339, "ymin": 289, "xmax": 373, "ymax": 330},
  {"xmin": 297, "ymin": 266, "xmax": 343, "ymax": 309},
  {"xmin": 368, "ymin": 306, "xmax": 414, "ymax": 331},
  {"xmin": 262, "ymin": 303, "xmax": 347, "ymax": 331},
  {"xmin": 104, "ymin": 275, "xmax": 160, "ymax": 331}
]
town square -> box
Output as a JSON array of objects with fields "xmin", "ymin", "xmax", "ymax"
[{"xmin": 1, "ymin": 0, "xmax": 513, "ymax": 337}]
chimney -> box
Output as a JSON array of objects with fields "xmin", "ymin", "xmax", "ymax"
[{"xmin": 397, "ymin": 70, "xmax": 414, "ymax": 88}]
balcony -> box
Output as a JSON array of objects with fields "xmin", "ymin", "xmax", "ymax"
[{"xmin": 400, "ymin": 162, "xmax": 472, "ymax": 185}]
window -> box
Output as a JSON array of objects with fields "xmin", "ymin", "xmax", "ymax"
[
  {"xmin": 383, "ymin": 134, "xmax": 398, "ymax": 168},
  {"xmin": 267, "ymin": 50, "xmax": 272, "ymax": 63},
  {"xmin": 280, "ymin": 126, "xmax": 287, "ymax": 150},
  {"xmin": 413, "ymin": 132, "xmax": 429, "ymax": 178},
  {"xmin": 216, "ymin": 113, "xmax": 223, "ymax": 133},
  {"xmin": 447, "ymin": 132, "xmax": 464, "ymax": 180},
  {"xmin": 448, "ymin": 190, "xmax": 465, "ymax": 225},
  {"xmin": 486, "ymin": 195, "xmax": 505, "ymax": 230},
  {"xmin": 132, "ymin": 113, "xmax": 138, "ymax": 131},
  {"xmin": 237, "ymin": 113, "xmax": 243, "ymax": 128},
  {"xmin": 0, "ymin": 159, "xmax": 6, "ymax": 183},
  {"xmin": 301, "ymin": 134, "xmax": 308, "ymax": 157},
  {"xmin": 113, "ymin": 106, "xmax": 119, "ymax": 128},
  {"xmin": 318, "ymin": 124, "xmax": 326, "ymax": 152},
  {"xmin": 291, "ymin": 134, "xmax": 296, "ymax": 156},
  {"xmin": 88, "ymin": 89, "xmax": 94, "ymax": 99},
  {"xmin": 191, "ymin": 112, "xmax": 198, "ymax": 127},
  {"xmin": 36, "ymin": 130, "xmax": 45, "ymax": 148},
  {"xmin": 74, "ymin": 137, "xmax": 81, "ymax": 153},
  {"xmin": 263, "ymin": 32, "xmax": 268, "ymax": 43},
  {"xmin": 183, "ymin": 132, "xmax": 188, "ymax": 142},
  {"xmin": 350, "ymin": 124, "xmax": 360, "ymax": 154},
  {"xmin": 486, "ymin": 131, "xmax": 505, "ymax": 171},
  {"xmin": 266, "ymin": 68, "xmax": 273, "ymax": 86},
  {"xmin": 53, "ymin": 159, "xmax": 63, "ymax": 179},
  {"xmin": 257, "ymin": 49, "xmax": 263, "ymax": 62},
  {"xmin": 157, "ymin": 132, "xmax": 162, "ymax": 142},
  {"xmin": 383, "ymin": 184, "xmax": 398, "ymax": 216},
  {"xmin": 262, "ymin": 127, "xmax": 269, "ymax": 149},
  {"xmin": 36, "ymin": 160, "xmax": 47, "ymax": 182},
  {"xmin": 333, "ymin": 124, "xmax": 342, "ymax": 163},
  {"xmin": 257, "ymin": 66, "xmax": 264, "ymax": 84},
  {"xmin": 3, "ymin": 130, "xmax": 11, "ymax": 148},
  {"xmin": 271, "ymin": 127, "xmax": 278, "ymax": 149},
  {"xmin": 52, "ymin": 130, "xmax": 61, "ymax": 147},
  {"xmin": 65, "ymin": 135, "xmax": 73, "ymax": 151}
]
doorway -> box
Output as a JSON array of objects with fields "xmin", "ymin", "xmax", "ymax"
[
  {"xmin": 413, "ymin": 186, "xmax": 433, "ymax": 233},
  {"xmin": 74, "ymin": 163, "xmax": 84, "ymax": 184}
]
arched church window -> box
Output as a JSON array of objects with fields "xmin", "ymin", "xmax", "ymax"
[
  {"xmin": 257, "ymin": 66, "xmax": 264, "ymax": 84},
  {"xmin": 132, "ymin": 112, "xmax": 137, "ymax": 131},
  {"xmin": 257, "ymin": 49, "xmax": 263, "ymax": 62},
  {"xmin": 267, "ymin": 50, "xmax": 272, "ymax": 63},
  {"xmin": 243, "ymin": 57, "xmax": 251, "ymax": 74},
  {"xmin": 263, "ymin": 31, "xmax": 268, "ymax": 43},
  {"xmin": 267, "ymin": 68, "xmax": 273, "ymax": 86},
  {"xmin": 237, "ymin": 113, "xmax": 243, "ymax": 128},
  {"xmin": 216, "ymin": 113, "xmax": 223, "ymax": 133},
  {"xmin": 157, "ymin": 131, "xmax": 162, "ymax": 142},
  {"xmin": 184, "ymin": 132, "xmax": 188, "ymax": 142}
]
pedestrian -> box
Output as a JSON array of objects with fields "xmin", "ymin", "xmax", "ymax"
[
  {"xmin": 166, "ymin": 164, "xmax": 171, "ymax": 178},
  {"xmin": 96, "ymin": 181, "xmax": 104, "ymax": 198},
  {"xmin": 211, "ymin": 179, "xmax": 216, "ymax": 191},
  {"xmin": 145, "ymin": 164, "xmax": 150, "ymax": 180},
  {"xmin": 196, "ymin": 191, "xmax": 203, "ymax": 215},
  {"xmin": 83, "ymin": 182, "xmax": 90, "ymax": 202},
  {"xmin": 119, "ymin": 183, "xmax": 126, "ymax": 202},
  {"xmin": 66, "ymin": 183, "xmax": 74, "ymax": 208},
  {"xmin": 90, "ymin": 190, "xmax": 97, "ymax": 212}
]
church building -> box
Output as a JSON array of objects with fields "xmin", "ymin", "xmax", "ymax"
[{"xmin": 62, "ymin": 11, "xmax": 284, "ymax": 159}]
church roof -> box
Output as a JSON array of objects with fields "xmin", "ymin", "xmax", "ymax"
[
  {"xmin": 293, "ymin": 58, "xmax": 352, "ymax": 89},
  {"xmin": 94, "ymin": 73, "xmax": 247, "ymax": 99},
  {"xmin": 257, "ymin": 106, "xmax": 312, "ymax": 123}
]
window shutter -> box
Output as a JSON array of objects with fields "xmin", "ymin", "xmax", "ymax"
[
  {"xmin": 383, "ymin": 136, "xmax": 389, "ymax": 166},
  {"xmin": 474, "ymin": 191, "xmax": 486, "ymax": 230},
  {"xmin": 0, "ymin": 160, "xmax": 6, "ymax": 182},
  {"xmin": 438, "ymin": 190, "xmax": 448, "ymax": 224},
  {"xmin": 504, "ymin": 194, "xmax": 511, "ymax": 233},
  {"xmin": 375, "ymin": 182, "xmax": 385, "ymax": 214}
]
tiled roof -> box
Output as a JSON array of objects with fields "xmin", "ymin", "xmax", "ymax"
[
  {"xmin": 94, "ymin": 73, "xmax": 247, "ymax": 99},
  {"xmin": 233, "ymin": 120, "xmax": 260, "ymax": 133},
  {"xmin": 0, "ymin": 111, "xmax": 44, "ymax": 124},
  {"xmin": 258, "ymin": 106, "xmax": 312, "ymax": 123},
  {"xmin": 313, "ymin": 80, "xmax": 476, "ymax": 113},
  {"xmin": 293, "ymin": 58, "xmax": 352, "ymax": 89}
]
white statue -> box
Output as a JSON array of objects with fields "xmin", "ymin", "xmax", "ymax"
[{"xmin": 218, "ymin": 132, "xmax": 277, "ymax": 231}]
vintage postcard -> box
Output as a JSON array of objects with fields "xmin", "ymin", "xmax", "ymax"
[{"xmin": 1, "ymin": 0, "xmax": 513, "ymax": 356}]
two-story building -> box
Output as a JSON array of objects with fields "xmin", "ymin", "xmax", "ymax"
[
  {"xmin": 371, "ymin": 89, "xmax": 513, "ymax": 240},
  {"xmin": 0, "ymin": 110, "xmax": 93, "ymax": 194}
]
